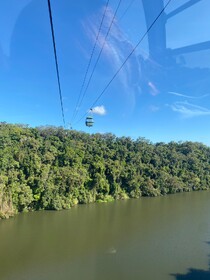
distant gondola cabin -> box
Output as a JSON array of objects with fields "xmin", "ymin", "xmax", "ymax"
[{"xmin": 85, "ymin": 116, "xmax": 94, "ymax": 127}]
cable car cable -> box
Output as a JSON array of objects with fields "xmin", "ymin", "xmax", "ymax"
[
  {"xmin": 72, "ymin": 0, "xmax": 122, "ymax": 123},
  {"xmin": 119, "ymin": 0, "xmax": 136, "ymax": 21},
  {"xmin": 71, "ymin": 0, "xmax": 110, "ymax": 123},
  {"xmin": 47, "ymin": 0, "xmax": 66, "ymax": 127},
  {"xmin": 73, "ymin": 0, "xmax": 173, "ymax": 126}
]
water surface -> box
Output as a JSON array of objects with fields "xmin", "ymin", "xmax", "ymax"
[{"xmin": 1, "ymin": 191, "xmax": 210, "ymax": 280}]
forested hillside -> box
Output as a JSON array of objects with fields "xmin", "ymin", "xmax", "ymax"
[{"xmin": 0, "ymin": 122, "xmax": 210, "ymax": 218}]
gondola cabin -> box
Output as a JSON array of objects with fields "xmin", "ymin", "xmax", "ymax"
[{"xmin": 85, "ymin": 116, "xmax": 94, "ymax": 127}]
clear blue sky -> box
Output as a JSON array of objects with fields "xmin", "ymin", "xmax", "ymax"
[{"xmin": 0, "ymin": 0, "xmax": 210, "ymax": 145}]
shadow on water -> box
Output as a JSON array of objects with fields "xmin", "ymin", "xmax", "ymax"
[{"xmin": 171, "ymin": 242, "xmax": 210, "ymax": 280}]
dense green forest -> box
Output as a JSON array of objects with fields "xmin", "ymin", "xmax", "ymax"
[{"xmin": 0, "ymin": 122, "xmax": 210, "ymax": 218}]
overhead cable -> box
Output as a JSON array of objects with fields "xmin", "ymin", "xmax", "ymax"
[
  {"xmin": 71, "ymin": 0, "xmax": 110, "ymax": 123},
  {"xmin": 47, "ymin": 0, "xmax": 66, "ymax": 127},
  {"xmin": 119, "ymin": 0, "xmax": 136, "ymax": 21},
  {"xmin": 73, "ymin": 0, "xmax": 122, "ymax": 123},
  {"xmin": 74, "ymin": 0, "xmax": 173, "ymax": 126}
]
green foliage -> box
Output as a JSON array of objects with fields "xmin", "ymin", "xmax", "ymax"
[{"xmin": 0, "ymin": 122, "xmax": 210, "ymax": 218}]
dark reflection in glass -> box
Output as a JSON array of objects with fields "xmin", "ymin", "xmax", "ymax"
[
  {"xmin": 172, "ymin": 268, "xmax": 210, "ymax": 280},
  {"xmin": 140, "ymin": 0, "xmax": 210, "ymax": 98},
  {"xmin": 171, "ymin": 241, "xmax": 210, "ymax": 279}
]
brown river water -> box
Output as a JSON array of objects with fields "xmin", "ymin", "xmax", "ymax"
[{"xmin": 1, "ymin": 190, "xmax": 210, "ymax": 280}]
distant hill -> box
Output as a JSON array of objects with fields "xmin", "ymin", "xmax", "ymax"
[{"xmin": 0, "ymin": 122, "xmax": 210, "ymax": 218}]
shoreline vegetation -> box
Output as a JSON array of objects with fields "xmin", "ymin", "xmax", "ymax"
[{"xmin": 0, "ymin": 122, "xmax": 210, "ymax": 219}]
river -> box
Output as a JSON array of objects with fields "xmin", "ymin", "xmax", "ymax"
[{"xmin": 1, "ymin": 191, "xmax": 210, "ymax": 280}]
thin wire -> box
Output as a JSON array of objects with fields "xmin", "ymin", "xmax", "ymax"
[
  {"xmin": 73, "ymin": 0, "xmax": 122, "ymax": 123},
  {"xmin": 47, "ymin": 0, "xmax": 66, "ymax": 127},
  {"xmin": 71, "ymin": 0, "xmax": 110, "ymax": 123},
  {"xmin": 74, "ymin": 0, "xmax": 173, "ymax": 126},
  {"xmin": 119, "ymin": 0, "xmax": 136, "ymax": 21}
]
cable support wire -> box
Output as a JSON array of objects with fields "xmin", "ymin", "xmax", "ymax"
[
  {"xmin": 71, "ymin": 0, "xmax": 110, "ymax": 123},
  {"xmin": 72, "ymin": 0, "xmax": 122, "ymax": 123},
  {"xmin": 47, "ymin": 0, "xmax": 66, "ymax": 127},
  {"xmin": 74, "ymin": 0, "xmax": 173, "ymax": 126},
  {"xmin": 119, "ymin": 0, "xmax": 136, "ymax": 21}
]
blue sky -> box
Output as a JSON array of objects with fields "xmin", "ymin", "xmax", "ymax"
[{"xmin": 0, "ymin": 0, "xmax": 210, "ymax": 145}]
